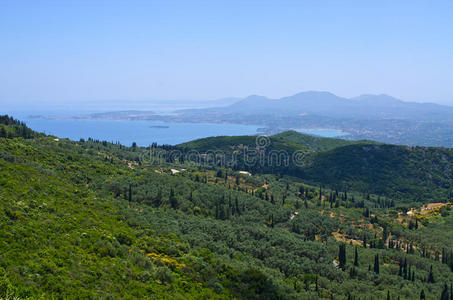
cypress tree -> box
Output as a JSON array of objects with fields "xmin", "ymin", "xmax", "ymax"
[
  {"xmin": 403, "ymin": 258, "xmax": 408, "ymax": 280},
  {"xmin": 0, "ymin": 127, "xmax": 6, "ymax": 138},
  {"xmin": 339, "ymin": 244, "xmax": 347, "ymax": 269},
  {"xmin": 420, "ymin": 289, "xmax": 425, "ymax": 300},
  {"xmin": 374, "ymin": 254, "xmax": 380, "ymax": 274},
  {"xmin": 169, "ymin": 188, "xmax": 178, "ymax": 209},
  {"xmin": 219, "ymin": 205, "xmax": 226, "ymax": 220},
  {"xmin": 427, "ymin": 265, "xmax": 435, "ymax": 283},
  {"xmin": 441, "ymin": 283, "xmax": 449, "ymax": 300},
  {"xmin": 154, "ymin": 188, "xmax": 162, "ymax": 207},
  {"xmin": 354, "ymin": 246, "xmax": 359, "ymax": 267},
  {"xmin": 450, "ymin": 283, "xmax": 452, "ymax": 300},
  {"xmin": 349, "ymin": 267, "xmax": 357, "ymax": 278}
]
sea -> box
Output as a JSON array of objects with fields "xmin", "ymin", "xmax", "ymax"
[{"xmin": 5, "ymin": 111, "xmax": 349, "ymax": 146}]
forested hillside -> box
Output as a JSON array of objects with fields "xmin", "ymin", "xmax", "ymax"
[
  {"xmin": 2, "ymin": 116, "xmax": 453, "ymax": 299},
  {"xmin": 272, "ymin": 130, "xmax": 376, "ymax": 151},
  {"xmin": 182, "ymin": 132, "xmax": 453, "ymax": 202}
]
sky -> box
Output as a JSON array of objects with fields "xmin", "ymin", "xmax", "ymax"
[{"xmin": 1, "ymin": 0, "xmax": 453, "ymax": 109}]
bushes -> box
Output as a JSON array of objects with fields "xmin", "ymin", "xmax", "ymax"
[
  {"xmin": 155, "ymin": 266, "xmax": 174, "ymax": 285},
  {"xmin": 2, "ymin": 120, "xmax": 453, "ymax": 298}
]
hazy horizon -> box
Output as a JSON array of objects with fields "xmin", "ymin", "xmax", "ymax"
[
  {"xmin": 3, "ymin": 90, "xmax": 453, "ymax": 114},
  {"xmin": 1, "ymin": 1, "xmax": 453, "ymax": 106}
]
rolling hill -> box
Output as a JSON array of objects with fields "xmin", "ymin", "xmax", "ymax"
[
  {"xmin": 2, "ymin": 116, "xmax": 453, "ymax": 299},
  {"xmin": 179, "ymin": 131, "xmax": 453, "ymax": 202}
]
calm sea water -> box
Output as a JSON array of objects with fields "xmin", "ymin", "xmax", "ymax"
[
  {"xmin": 6, "ymin": 112, "xmax": 349, "ymax": 145},
  {"xmin": 21, "ymin": 117, "xmax": 261, "ymax": 146},
  {"xmin": 295, "ymin": 128, "xmax": 349, "ymax": 138}
]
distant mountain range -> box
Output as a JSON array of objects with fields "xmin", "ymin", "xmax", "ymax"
[
  {"xmin": 179, "ymin": 91, "xmax": 453, "ymax": 121},
  {"xmin": 33, "ymin": 91, "xmax": 453, "ymax": 147},
  {"xmin": 174, "ymin": 91, "xmax": 453, "ymax": 147}
]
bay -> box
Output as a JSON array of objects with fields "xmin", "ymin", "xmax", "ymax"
[{"xmin": 20, "ymin": 117, "xmax": 261, "ymax": 146}]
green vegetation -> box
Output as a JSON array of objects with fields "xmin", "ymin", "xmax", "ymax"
[
  {"xmin": 2, "ymin": 116, "xmax": 453, "ymax": 299},
  {"xmin": 273, "ymin": 130, "xmax": 376, "ymax": 151},
  {"xmin": 182, "ymin": 132, "xmax": 453, "ymax": 202},
  {"xmin": 0, "ymin": 116, "xmax": 40, "ymax": 139}
]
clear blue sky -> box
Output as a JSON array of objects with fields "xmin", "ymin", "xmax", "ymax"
[{"xmin": 1, "ymin": 0, "xmax": 453, "ymax": 106}]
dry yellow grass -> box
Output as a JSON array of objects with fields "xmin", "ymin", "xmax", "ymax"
[{"xmin": 332, "ymin": 231, "xmax": 362, "ymax": 246}]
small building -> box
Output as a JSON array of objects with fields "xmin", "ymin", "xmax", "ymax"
[{"xmin": 239, "ymin": 171, "xmax": 252, "ymax": 176}]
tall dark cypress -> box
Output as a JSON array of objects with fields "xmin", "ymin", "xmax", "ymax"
[
  {"xmin": 450, "ymin": 283, "xmax": 452, "ymax": 300},
  {"xmin": 403, "ymin": 258, "xmax": 408, "ymax": 280},
  {"xmin": 354, "ymin": 246, "xmax": 359, "ymax": 267},
  {"xmin": 441, "ymin": 283, "xmax": 449, "ymax": 300},
  {"xmin": 154, "ymin": 188, "xmax": 162, "ymax": 207},
  {"xmin": 0, "ymin": 127, "xmax": 6, "ymax": 138},
  {"xmin": 169, "ymin": 188, "xmax": 178, "ymax": 209},
  {"xmin": 339, "ymin": 244, "xmax": 346, "ymax": 269},
  {"xmin": 427, "ymin": 265, "xmax": 435, "ymax": 283},
  {"xmin": 374, "ymin": 254, "xmax": 380, "ymax": 274}
]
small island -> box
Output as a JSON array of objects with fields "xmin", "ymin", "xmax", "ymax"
[{"xmin": 149, "ymin": 125, "xmax": 169, "ymax": 129}]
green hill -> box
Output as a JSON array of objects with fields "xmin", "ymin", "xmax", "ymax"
[
  {"xmin": 179, "ymin": 133, "xmax": 453, "ymax": 202},
  {"xmin": 2, "ymin": 116, "xmax": 453, "ymax": 299},
  {"xmin": 303, "ymin": 144, "xmax": 453, "ymax": 202},
  {"xmin": 272, "ymin": 130, "xmax": 376, "ymax": 151}
]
